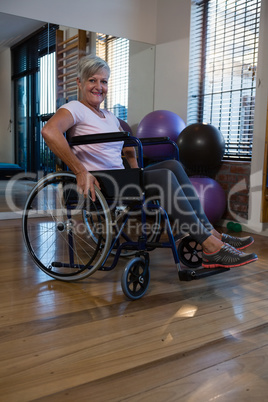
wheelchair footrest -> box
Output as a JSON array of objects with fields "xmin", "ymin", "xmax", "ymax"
[{"xmin": 178, "ymin": 267, "xmax": 230, "ymax": 281}]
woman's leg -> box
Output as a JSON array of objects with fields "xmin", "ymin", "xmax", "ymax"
[
  {"xmin": 143, "ymin": 167, "xmax": 212, "ymax": 244},
  {"xmin": 145, "ymin": 160, "xmax": 254, "ymax": 250},
  {"xmin": 145, "ymin": 160, "xmax": 213, "ymax": 231},
  {"xmin": 144, "ymin": 161, "xmax": 257, "ymax": 268},
  {"xmin": 147, "ymin": 161, "xmax": 254, "ymax": 249}
]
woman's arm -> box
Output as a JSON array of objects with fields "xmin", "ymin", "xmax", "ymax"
[
  {"xmin": 118, "ymin": 125, "xmax": 139, "ymax": 168},
  {"xmin": 122, "ymin": 147, "xmax": 139, "ymax": 168},
  {"xmin": 41, "ymin": 108, "xmax": 100, "ymax": 200}
]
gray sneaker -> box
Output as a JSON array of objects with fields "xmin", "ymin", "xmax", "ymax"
[
  {"xmin": 202, "ymin": 243, "xmax": 258, "ymax": 269},
  {"xmin": 221, "ymin": 233, "xmax": 254, "ymax": 250}
]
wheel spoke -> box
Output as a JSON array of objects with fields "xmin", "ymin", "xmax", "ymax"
[{"xmin": 23, "ymin": 172, "xmax": 111, "ymax": 281}]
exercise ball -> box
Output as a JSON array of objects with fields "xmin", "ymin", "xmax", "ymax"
[
  {"xmin": 118, "ymin": 118, "xmax": 133, "ymax": 135},
  {"xmin": 190, "ymin": 177, "xmax": 226, "ymax": 224},
  {"xmin": 177, "ymin": 123, "xmax": 225, "ymax": 171},
  {"xmin": 137, "ymin": 110, "xmax": 186, "ymax": 160}
]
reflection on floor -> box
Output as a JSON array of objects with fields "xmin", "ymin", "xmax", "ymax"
[
  {"xmin": 0, "ymin": 179, "xmax": 35, "ymax": 217},
  {"xmin": 0, "ymin": 218, "xmax": 267, "ymax": 401}
]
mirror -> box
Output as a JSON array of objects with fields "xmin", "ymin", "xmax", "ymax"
[{"xmin": 0, "ymin": 12, "xmax": 156, "ymax": 216}]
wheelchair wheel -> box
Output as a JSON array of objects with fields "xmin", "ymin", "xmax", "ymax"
[
  {"xmin": 83, "ymin": 200, "xmax": 162, "ymax": 258},
  {"xmin": 121, "ymin": 256, "xmax": 150, "ymax": 300},
  {"xmin": 177, "ymin": 236, "xmax": 202, "ymax": 268},
  {"xmin": 22, "ymin": 172, "xmax": 112, "ymax": 281},
  {"xmin": 112, "ymin": 200, "xmax": 162, "ymax": 257}
]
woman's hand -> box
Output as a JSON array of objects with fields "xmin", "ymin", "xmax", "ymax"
[
  {"xmin": 41, "ymin": 109, "xmax": 101, "ymax": 201},
  {"xmin": 75, "ymin": 171, "xmax": 100, "ymax": 202}
]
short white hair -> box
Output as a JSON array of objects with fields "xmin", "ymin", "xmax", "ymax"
[{"xmin": 77, "ymin": 54, "xmax": 110, "ymax": 82}]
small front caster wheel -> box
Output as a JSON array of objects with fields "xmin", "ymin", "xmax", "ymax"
[
  {"xmin": 121, "ymin": 257, "xmax": 150, "ymax": 300},
  {"xmin": 177, "ymin": 236, "xmax": 202, "ymax": 268}
]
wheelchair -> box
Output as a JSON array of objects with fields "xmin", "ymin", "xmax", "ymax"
[{"xmin": 22, "ymin": 132, "xmax": 229, "ymax": 300}]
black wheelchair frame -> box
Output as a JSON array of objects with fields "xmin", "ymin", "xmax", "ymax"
[{"xmin": 22, "ymin": 132, "xmax": 229, "ymax": 300}]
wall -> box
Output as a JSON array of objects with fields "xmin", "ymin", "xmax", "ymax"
[
  {"xmin": 0, "ymin": 48, "xmax": 13, "ymax": 163},
  {"xmin": 215, "ymin": 161, "xmax": 251, "ymax": 223},
  {"xmin": 0, "ymin": 0, "xmax": 191, "ymax": 157},
  {"xmin": 154, "ymin": 0, "xmax": 191, "ymax": 123},
  {"xmin": 0, "ymin": 0, "xmax": 157, "ymax": 45},
  {"xmin": 0, "ymin": 0, "xmax": 191, "ymax": 124},
  {"xmin": 128, "ymin": 41, "xmax": 156, "ymax": 131},
  {"xmin": 247, "ymin": 0, "xmax": 268, "ymax": 234}
]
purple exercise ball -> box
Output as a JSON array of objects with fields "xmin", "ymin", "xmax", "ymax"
[
  {"xmin": 137, "ymin": 110, "xmax": 186, "ymax": 160},
  {"xmin": 118, "ymin": 118, "xmax": 133, "ymax": 135},
  {"xmin": 190, "ymin": 177, "xmax": 226, "ymax": 224}
]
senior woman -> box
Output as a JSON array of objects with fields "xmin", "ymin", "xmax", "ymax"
[{"xmin": 41, "ymin": 54, "xmax": 257, "ymax": 269}]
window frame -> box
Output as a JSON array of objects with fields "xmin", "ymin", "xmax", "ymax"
[
  {"xmin": 11, "ymin": 24, "xmax": 58, "ymax": 173},
  {"xmin": 96, "ymin": 33, "xmax": 129, "ymax": 121},
  {"xmin": 187, "ymin": 0, "xmax": 261, "ymax": 161}
]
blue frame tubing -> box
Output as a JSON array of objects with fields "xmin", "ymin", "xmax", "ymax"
[
  {"xmin": 69, "ymin": 132, "xmax": 229, "ymax": 281},
  {"xmin": 69, "ymin": 132, "xmax": 181, "ymax": 271}
]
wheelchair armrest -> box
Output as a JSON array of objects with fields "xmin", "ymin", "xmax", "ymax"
[
  {"xmin": 138, "ymin": 136, "xmax": 180, "ymax": 161},
  {"xmin": 139, "ymin": 136, "xmax": 170, "ymax": 145},
  {"xmin": 68, "ymin": 132, "xmax": 179, "ymax": 169},
  {"xmin": 69, "ymin": 131, "xmax": 130, "ymax": 146}
]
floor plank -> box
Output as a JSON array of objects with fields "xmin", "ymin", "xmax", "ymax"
[{"xmin": 0, "ymin": 219, "xmax": 268, "ymax": 401}]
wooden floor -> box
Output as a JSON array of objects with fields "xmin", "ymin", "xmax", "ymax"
[{"xmin": 0, "ymin": 219, "xmax": 268, "ymax": 401}]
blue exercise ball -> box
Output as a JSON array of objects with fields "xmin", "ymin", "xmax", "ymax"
[
  {"xmin": 137, "ymin": 110, "xmax": 186, "ymax": 160},
  {"xmin": 177, "ymin": 123, "xmax": 225, "ymax": 170},
  {"xmin": 190, "ymin": 177, "xmax": 226, "ymax": 224}
]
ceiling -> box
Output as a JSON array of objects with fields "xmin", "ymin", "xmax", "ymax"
[{"xmin": 0, "ymin": 13, "xmax": 45, "ymax": 53}]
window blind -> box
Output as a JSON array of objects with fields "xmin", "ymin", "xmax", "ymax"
[
  {"xmin": 40, "ymin": 52, "xmax": 56, "ymax": 115},
  {"xmin": 187, "ymin": 0, "xmax": 261, "ymax": 160},
  {"xmin": 11, "ymin": 24, "xmax": 58, "ymax": 174},
  {"xmin": 12, "ymin": 24, "xmax": 58, "ymax": 78},
  {"xmin": 96, "ymin": 34, "xmax": 129, "ymax": 121}
]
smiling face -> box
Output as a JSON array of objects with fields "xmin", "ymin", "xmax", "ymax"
[{"xmin": 77, "ymin": 67, "xmax": 109, "ymax": 110}]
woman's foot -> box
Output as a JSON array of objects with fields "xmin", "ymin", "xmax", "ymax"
[
  {"xmin": 210, "ymin": 229, "xmax": 254, "ymax": 250},
  {"xmin": 201, "ymin": 234, "xmax": 257, "ymax": 268},
  {"xmin": 202, "ymin": 243, "xmax": 258, "ymax": 269},
  {"xmin": 202, "ymin": 234, "xmax": 223, "ymax": 254},
  {"xmin": 221, "ymin": 233, "xmax": 254, "ymax": 250}
]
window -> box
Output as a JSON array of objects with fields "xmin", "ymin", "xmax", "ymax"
[
  {"xmin": 96, "ymin": 34, "xmax": 129, "ymax": 121},
  {"xmin": 12, "ymin": 24, "xmax": 57, "ymax": 173},
  {"xmin": 40, "ymin": 52, "xmax": 56, "ymax": 115},
  {"xmin": 187, "ymin": 0, "xmax": 261, "ymax": 160}
]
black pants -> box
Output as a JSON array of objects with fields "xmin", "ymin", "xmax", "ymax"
[{"xmin": 144, "ymin": 160, "xmax": 213, "ymax": 244}]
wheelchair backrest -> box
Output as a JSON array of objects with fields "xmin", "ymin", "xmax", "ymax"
[{"xmin": 92, "ymin": 168, "xmax": 144, "ymax": 201}]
